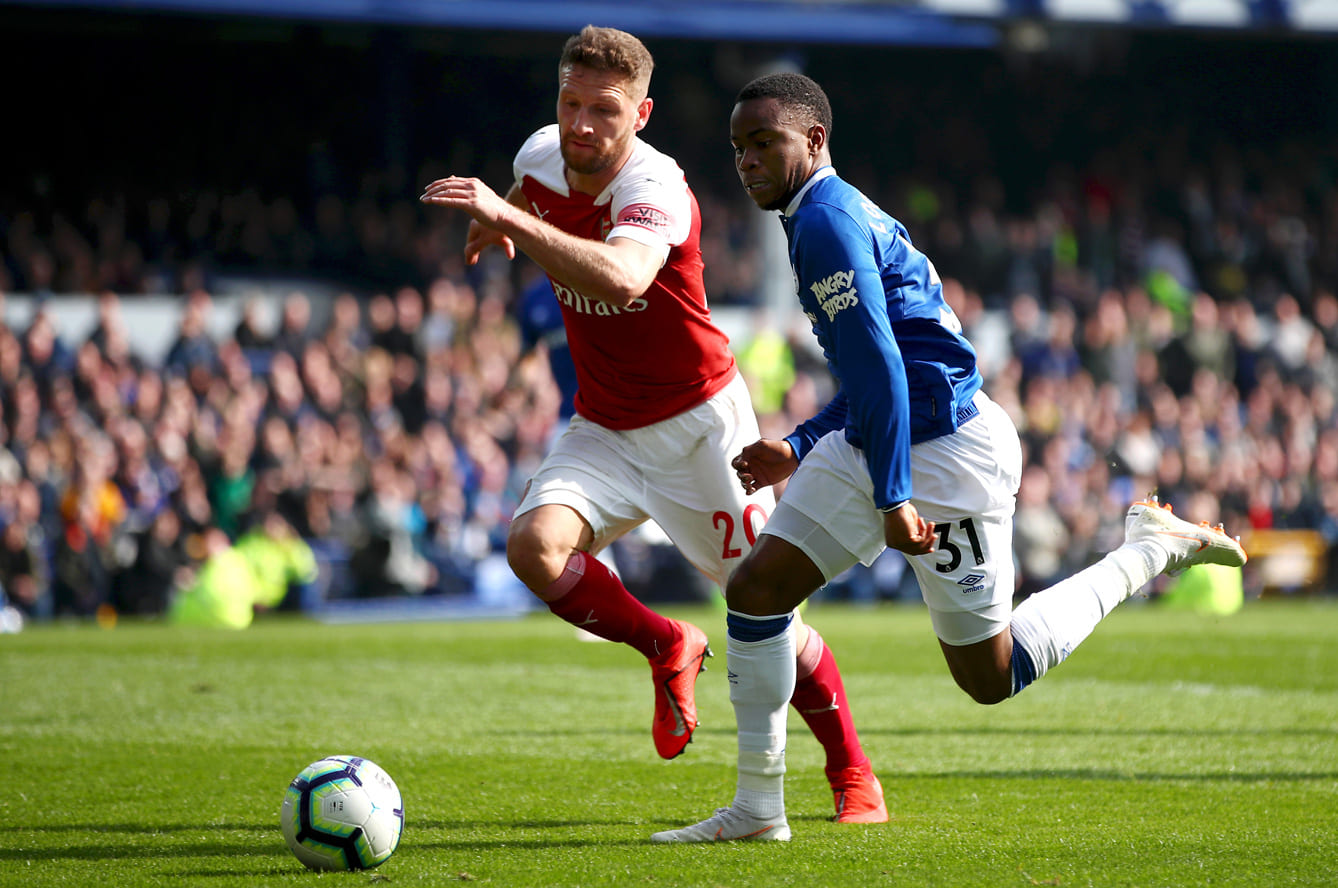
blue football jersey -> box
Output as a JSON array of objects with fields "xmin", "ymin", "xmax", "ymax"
[
  {"xmin": 779, "ymin": 167, "xmax": 982, "ymax": 511},
  {"xmin": 518, "ymin": 275, "xmax": 579, "ymax": 420}
]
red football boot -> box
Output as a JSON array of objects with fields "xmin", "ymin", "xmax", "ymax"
[
  {"xmin": 831, "ymin": 767, "xmax": 889, "ymax": 823},
  {"xmin": 649, "ymin": 619, "xmax": 711, "ymax": 759}
]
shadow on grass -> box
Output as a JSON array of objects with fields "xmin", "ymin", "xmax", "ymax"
[
  {"xmin": 168, "ymin": 867, "xmax": 299, "ymax": 878},
  {"xmin": 0, "ymin": 841, "xmax": 283, "ymax": 862},
  {"xmin": 381, "ymin": 817, "xmax": 830, "ymax": 849},
  {"xmin": 479, "ymin": 724, "xmax": 1338, "ymax": 746},
  {"xmin": 0, "ymin": 821, "xmax": 289, "ymax": 863},
  {"xmin": 2, "ymin": 819, "xmax": 670, "ymax": 859},
  {"xmin": 690, "ymin": 724, "xmax": 1338, "ymax": 741},
  {"xmin": 0, "ymin": 822, "xmax": 272, "ymax": 833},
  {"xmin": 899, "ymin": 769, "xmax": 1338, "ymax": 783},
  {"xmin": 409, "ymin": 836, "xmax": 669, "ymax": 851},
  {"xmin": 409, "ymin": 818, "xmax": 738, "ymax": 831}
]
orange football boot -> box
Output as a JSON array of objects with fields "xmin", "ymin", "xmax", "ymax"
[
  {"xmin": 649, "ymin": 619, "xmax": 711, "ymax": 759},
  {"xmin": 831, "ymin": 767, "xmax": 889, "ymax": 823}
]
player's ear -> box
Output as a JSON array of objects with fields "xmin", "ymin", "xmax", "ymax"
[
  {"xmin": 634, "ymin": 96, "xmax": 653, "ymax": 131},
  {"xmin": 807, "ymin": 123, "xmax": 827, "ymax": 155}
]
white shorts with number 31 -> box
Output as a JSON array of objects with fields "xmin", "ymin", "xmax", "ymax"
[{"xmin": 763, "ymin": 390, "xmax": 1023, "ymax": 646}]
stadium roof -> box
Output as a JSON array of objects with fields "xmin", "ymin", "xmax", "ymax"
[{"xmin": 7, "ymin": 0, "xmax": 1336, "ymax": 40}]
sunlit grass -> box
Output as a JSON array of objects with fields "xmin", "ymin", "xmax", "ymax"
[{"xmin": 2, "ymin": 600, "xmax": 1336, "ymax": 886}]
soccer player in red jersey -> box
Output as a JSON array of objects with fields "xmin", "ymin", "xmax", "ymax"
[{"xmin": 421, "ymin": 26, "xmax": 886, "ymax": 822}]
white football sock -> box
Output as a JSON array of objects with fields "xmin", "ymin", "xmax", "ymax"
[
  {"xmin": 1011, "ymin": 542, "xmax": 1162, "ymax": 688},
  {"xmin": 725, "ymin": 615, "xmax": 795, "ymax": 817}
]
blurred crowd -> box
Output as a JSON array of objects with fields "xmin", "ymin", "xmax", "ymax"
[
  {"xmin": 3, "ymin": 33, "xmax": 1338, "ymax": 623},
  {"xmin": 0, "ymin": 273, "xmax": 557, "ymax": 623}
]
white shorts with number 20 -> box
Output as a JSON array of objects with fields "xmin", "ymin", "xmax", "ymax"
[
  {"xmin": 762, "ymin": 391, "xmax": 1023, "ymax": 646},
  {"xmin": 514, "ymin": 372, "xmax": 773, "ymax": 590}
]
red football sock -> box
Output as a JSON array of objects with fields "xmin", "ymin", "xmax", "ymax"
[
  {"xmin": 790, "ymin": 628, "xmax": 871, "ymax": 782},
  {"xmin": 543, "ymin": 551, "xmax": 677, "ymax": 660}
]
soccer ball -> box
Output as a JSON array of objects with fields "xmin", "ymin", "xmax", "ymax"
[{"xmin": 280, "ymin": 755, "xmax": 404, "ymax": 871}]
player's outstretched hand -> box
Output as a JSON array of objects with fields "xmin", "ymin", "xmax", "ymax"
[
  {"xmin": 463, "ymin": 219, "xmax": 516, "ymax": 265},
  {"xmin": 731, "ymin": 439, "xmax": 797, "ymax": 495},
  {"xmin": 883, "ymin": 502, "xmax": 935, "ymax": 556},
  {"xmin": 420, "ymin": 176, "xmax": 518, "ymax": 264}
]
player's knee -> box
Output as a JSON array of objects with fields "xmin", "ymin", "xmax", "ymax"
[
  {"xmin": 954, "ymin": 672, "xmax": 1011, "ymax": 706},
  {"xmin": 724, "ymin": 559, "xmax": 777, "ymax": 615},
  {"xmin": 505, "ymin": 526, "xmax": 565, "ymax": 594}
]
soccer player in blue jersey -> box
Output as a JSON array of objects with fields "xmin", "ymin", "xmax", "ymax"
[{"xmin": 652, "ymin": 72, "xmax": 1247, "ymax": 843}]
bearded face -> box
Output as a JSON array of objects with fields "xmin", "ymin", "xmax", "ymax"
[{"xmin": 556, "ymin": 63, "xmax": 649, "ymax": 182}]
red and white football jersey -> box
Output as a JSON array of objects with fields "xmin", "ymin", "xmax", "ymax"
[{"xmin": 513, "ymin": 125, "xmax": 737, "ymax": 430}]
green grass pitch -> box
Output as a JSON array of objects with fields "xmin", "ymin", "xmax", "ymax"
[{"xmin": 2, "ymin": 600, "xmax": 1336, "ymax": 887}]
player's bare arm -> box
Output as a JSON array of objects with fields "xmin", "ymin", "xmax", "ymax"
[
  {"xmin": 420, "ymin": 177, "xmax": 661, "ymax": 308},
  {"xmin": 731, "ymin": 438, "xmax": 798, "ymax": 494}
]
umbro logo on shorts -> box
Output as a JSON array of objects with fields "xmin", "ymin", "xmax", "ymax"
[{"xmin": 957, "ymin": 573, "xmax": 986, "ymax": 595}]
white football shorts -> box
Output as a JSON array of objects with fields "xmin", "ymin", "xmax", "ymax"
[
  {"xmin": 761, "ymin": 390, "xmax": 1023, "ymax": 646},
  {"xmin": 515, "ymin": 371, "xmax": 774, "ymax": 589}
]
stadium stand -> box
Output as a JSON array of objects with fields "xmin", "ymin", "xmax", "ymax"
[{"xmin": 2, "ymin": 10, "xmax": 1336, "ymax": 623}]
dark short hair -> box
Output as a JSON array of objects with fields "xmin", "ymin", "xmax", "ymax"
[
  {"xmin": 736, "ymin": 72, "xmax": 833, "ymax": 136},
  {"xmin": 559, "ymin": 25, "xmax": 654, "ymax": 98}
]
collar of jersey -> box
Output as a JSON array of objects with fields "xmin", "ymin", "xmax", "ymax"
[{"xmin": 782, "ymin": 165, "xmax": 837, "ymax": 218}]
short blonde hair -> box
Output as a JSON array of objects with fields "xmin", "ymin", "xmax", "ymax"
[{"xmin": 559, "ymin": 25, "xmax": 654, "ymax": 99}]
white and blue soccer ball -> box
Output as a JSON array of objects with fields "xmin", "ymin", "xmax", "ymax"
[{"xmin": 280, "ymin": 755, "xmax": 404, "ymax": 871}]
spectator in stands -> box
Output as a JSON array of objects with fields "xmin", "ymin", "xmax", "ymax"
[
  {"xmin": 86, "ymin": 291, "xmax": 131, "ymax": 358},
  {"xmin": 0, "ymin": 517, "xmax": 47, "ymax": 619},
  {"xmin": 51, "ymin": 483, "xmax": 114, "ymax": 617},
  {"xmin": 516, "ymin": 270, "xmax": 575, "ymax": 429},
  {"xmin": 322, "ymin": 291, "xmax": 370, "ymax": 377},
  {"xmin": 233, "ymin": 295, "xmax": 273, "ymax": 350},
  {"xmin": 1012, "ymin": 464, "xmax": 1069, "ymax": 601},
  {"xmin": 1016, "ymin": 303, "xmax": 1081, "ymax": 387},
  {"xmin": 350, "ymin": 456, "xmax": 435, "ymax": 597},
  {"xmin": 204, "ymin": 417, "xmax": 257, "ymax": 540},
  {"xmin": 233, "ymin": 509, "xmax": 318, "ymax": 611},
  {"xmin": 111, "ymin": 416, "xmax": 168, "ymax": 527},
  {"xmin": 20, "ymin": 307, "xmax": 75, "ymax": 391},
  {"xmin": 390, "ymin": 285, "xmax": 427, "ymax": 360},
  {"xmin": 0, "ymin": 472, "xmax": 51, "ymax": 619},
  {"xmin": 114, "ymin": 506, "xmax": 189, "ymax": 616},
  {"xmin": 168, "ymin": 526, "xmax": 254, "ymax": 628},
  {"xmin": 163, "ymin": 290, "xmax": 218, "ymax": 398},
  {"xmin": 272, "ymin": 290, "xmax": 315, "ymax": 357}
]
